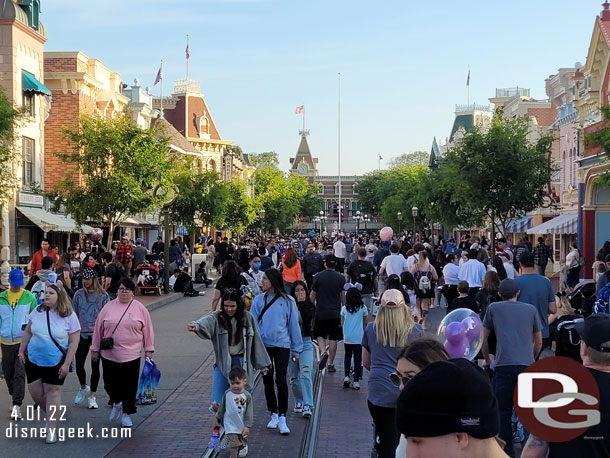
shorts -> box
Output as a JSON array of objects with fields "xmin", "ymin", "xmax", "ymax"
[
  {"xmin": 314, "ymin": 318, "xmax": 343, "ymax": 341},
  {"xmin": 227, "ymin": 433, "xmax": 247, "ymax": 450},
  {"xmin": 24, "ymin": 357, "xmax": 66, "ymax": 386}
]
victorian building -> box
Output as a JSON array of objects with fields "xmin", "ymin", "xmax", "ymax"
[{"xmin": 0, "ymin": 0, "xmax": 50, "ymax": 269}]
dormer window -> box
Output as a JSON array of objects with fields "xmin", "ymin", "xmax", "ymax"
[{"xmin": 200, "ymin": 116, "xmax": 209, "ymax": 136}]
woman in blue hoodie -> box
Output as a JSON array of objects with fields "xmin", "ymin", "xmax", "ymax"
[
  {"xmin": 250, "ymin": 268, "xmax": 303, "ymax": 436},
  {"xmin": 71, "ymin": 267, "xmax": 109, "ymax": 409}
]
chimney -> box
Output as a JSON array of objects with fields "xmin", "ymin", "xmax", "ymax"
[{"xmin": 602, "ymin": 1, "xmax": 610, "ymax": 21}]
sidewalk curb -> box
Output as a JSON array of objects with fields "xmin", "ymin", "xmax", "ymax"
[{"xmin": 140, "ymin": 284, "xmax": 209, "ymax": 313}]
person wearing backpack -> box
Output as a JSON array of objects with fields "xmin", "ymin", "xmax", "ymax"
[
  {"xmin": 101, "ymin": 252, "xmax": 126, "ymax": 300},
  {"xmin": 411, "ymin": 250, "xmax": 438, "ymax": 329},
  {"xmin": 458, "ymin": 248, "xmax": 486, "ymax": 297},
  {"xmin": 348, "ymin": 247, "xmax": 378, "ymax": 314},
  {"xmin": 25, "ymin": 256, "xmax": 56, "ymax": 304},
  {"xmin": 0, "ymin": 270, "xmax": 38, "ymax": 420},
  {"xmin": 302, "ymin": 242, "xmax": 324, "ymax": 289},
  {"xmin": 250, "ymin": 269, "xmax": 303, "ymax": 435}
]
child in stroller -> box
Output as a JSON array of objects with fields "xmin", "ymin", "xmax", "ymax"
[{"xmin": 135, "ymin": 261, "xmax": 161, "ymax": 296}]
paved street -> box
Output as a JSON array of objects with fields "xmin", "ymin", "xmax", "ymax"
[{"xmin": 0, "ymin": 287, "xmax": 214, "ymax": 458}]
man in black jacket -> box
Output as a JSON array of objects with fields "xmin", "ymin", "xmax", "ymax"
[
  {"xmin": 348, "ymin": 247, "xmax": 377, "ymax": 313},
  {"xmin": 302, "ymin": 242, "xmax": 323, "ymax": 288}
]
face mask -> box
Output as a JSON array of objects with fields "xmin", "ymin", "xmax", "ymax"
[{"xmin": 253, "ymin": 262, "xmax": 261, "ymax": 270}]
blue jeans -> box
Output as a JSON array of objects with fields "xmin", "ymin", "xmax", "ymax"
[
  {"xmin": 211, "ymin": 355, "xmax": 243, "ymax": 405},
  {"xmin": 289, "ymin": 337, "xmax": 313, "ymax": 407},
  {"xmin": 361, "ymin": 294, "xmax": 373, "ymax": 315},
  {"xmin": 493, "ymin": 365, "xmax": 527, "ymax": 457}
]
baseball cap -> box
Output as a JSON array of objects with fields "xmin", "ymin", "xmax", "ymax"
[
  {"xmin": 380, "ymin": 289, "xmax": 406, "ymax": 308},
  {"xmin": 448, "ymin": 238, "xmax": 456, "ymax": 243},
  {"xmin": 396, "ymin": 358, "xmax": 499, "ymax": 439},
  {"xmin": 9, "ymin": 269, "xmax": 24, "ymax": 287},
  {"xmin": 121, "ymin": 235, "xmax": 129, "ymax": 240},
  {"xmin": 498, "ymin": 279, "xmax": 519, "ymax": 299},
  {"xmin": 325, "ymin": 245, "xmax": 333, "ymax": 250},
  {"xmin": 574, "ymin": 313, "xmax": 610, "ymax": 353},
  {"xmin": 82, "ymin": 266, "xmax": 98, "ymax": 279},
  {"xmin": 136, "ymin": 237, "xmax": 143, "ymax": 243},
  {"xmin": 323, "ymin": 254, "xmax": 337, "ymax": 267}
]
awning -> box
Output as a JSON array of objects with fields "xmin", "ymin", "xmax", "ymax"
[
  {"xmin": 121, "ymin": 216, "xmax": 151, "ymax": 227},
  {"xmin": 22, "ymin": 71, "xmax": 51, "ymax": 96},
  {"xmin": 526, "ymin": 213, "xmax": 577, "ymax": 235},
  {"xmin": 17, "ymin": 207, "xmax": 92, "ymax": 233},
  {"xmin": 177, "ymin": 226, "xmax": 188, "ymax": 235},
  {"xmin": 506, "ymin": 216, "xmax": 533, "ymax": 233}
]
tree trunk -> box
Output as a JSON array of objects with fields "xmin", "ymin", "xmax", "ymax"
[
  {"xmin": 490, "ymin": 211, "xmax": 496, "ymax": 258},
  {"xmin": 106, "ymin": 219, "xmax": 115, "ymax": 252}
]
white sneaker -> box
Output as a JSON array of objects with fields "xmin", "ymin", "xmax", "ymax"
[
  {"xmin": 45, "ymin": 428, "xmax": 57, "ymax": 444},
  {"xmin": 266, "ymin": 412, "xmax": 279, "ymax": 429},
  {"xmin": 109, "ymin": 402, "xmax": 123, "ymax": 422},
  {"xmin": 88, "ymin": 396, "xmax": 99, "ymax": 409},
  {"xmin": 121, "ymin": 413, "xmax": 133, "ymax": 427},
  {"xmin": 343, "ymin": 376, "xmax": 350, "ymax": 388},
  {"xmin": 10, "ymin": 405, "xmax": 22, "ymax": 420},
  {"xmin": 352, "ymin": 381, "xmax": 360, "ymax": 390},
  {"xmin": 293, "ymin": 402, "xmax": 303, "ymax": 413},
  {"xmin": 302, "ymin": 405, "xmax": 313, "ymax": 418},
  {"xmin": 278, "ymin": 415, "xmax": 290, "ymax": 435},
  {"xmin": 238, "ymin": 445, "xmax": 249, "ymax": 457},
  {"xmin": 75, "ymin": 386, "xmax": 90, "ymax": 404}
]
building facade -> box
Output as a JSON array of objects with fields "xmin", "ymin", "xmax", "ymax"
[{"xmin": 0, "ymin": 0, "xmax": 50, "ymax": 268}]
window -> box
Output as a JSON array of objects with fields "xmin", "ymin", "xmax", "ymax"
[
  {"xmin": 317, "ymin": 183, "xmax": 324, "ymax": 195},
  {"xmin": 199, "ymin": 117, "xmax": 209, "ymax": 136},
  {"xmin": 208, "ymin": 159, "xmax": 216, "ymax": 171},
  {"xmin": 23, "ymin": 92, "xmax": 35, "ymax": 116},
  {"xmin": 352, "ymin": 183, "xmax": 358, "ymax": 195},
  {"xmin": 22, "ymin": 137, "xmax": 35, "ymax": 187}
]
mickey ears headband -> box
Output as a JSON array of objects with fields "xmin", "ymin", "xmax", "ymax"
[{"xmin": 344, "ymin": 282, "xmax": 363, "ymax": 292}]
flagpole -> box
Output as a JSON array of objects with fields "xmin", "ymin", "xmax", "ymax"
[
  {"xmin": 186, "ymin": 34, "xmax": 189, "ymax": 80},
  {"xmin": 160, "ymin": 59, "xmax": 164, "ymax": 118},
  {"xmin": 467, "ymin": 64, "xmax": 470, "ymax": 107},
  {"xmin": 338, "ymin": 72, "xmax": 342, "ymax": 232},
  {"xmin": 303, "ymin": 104, "xmax": 306, "ymax": 133}
]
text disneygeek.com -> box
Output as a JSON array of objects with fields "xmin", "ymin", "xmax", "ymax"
[{"xmin": 5, "ymin": 423, "xmax": 132, "ymax": 441}]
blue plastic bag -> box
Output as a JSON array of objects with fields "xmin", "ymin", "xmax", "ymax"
[{"xmin": 136, "ymin": 357, "xmax": 161, "ymax": 405}]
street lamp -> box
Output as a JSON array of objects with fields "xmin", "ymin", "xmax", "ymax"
[
  {"xmin": 412, "ymin": 206, "xmax": 418, "ymax": 241},
  {"xmin": 259, "ymin": 209, "xmax": 266, "ymax": 236},
  {"xmin": 355, "ymin": 210, "xmax": 362, "ymax": 235},
  {"xmin": 153, "ymin": 184, "xmax": 179, "ymax": 294},
  {"xmin": 319, "ymin": 210, "xmax": 326, "ymax": 232},
  {"xmin": 397, "ymin": 211, "xmax": 403, "ymax": 235},
  {"xmin": 364, "ymin": 214, "xmax": 369, "ymax": 233}
]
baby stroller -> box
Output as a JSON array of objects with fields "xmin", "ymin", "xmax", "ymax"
[
  {"xmin": 135, "ymin": 262, "xmax": 162, "ymax": 296},
  {"xmin": 568, "ymin": 280, "xmax": 597, "ymax": 316}
]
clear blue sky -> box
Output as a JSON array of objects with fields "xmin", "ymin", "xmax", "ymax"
[{"xmin": 43, "ymin": 0, "xmax": 602, "ymax": 175}]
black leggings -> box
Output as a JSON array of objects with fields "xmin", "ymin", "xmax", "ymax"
[
  {"xmin": 368, "ymin": 401, "xmax": 399, "ymax": 458},
  {"xmin": 101, "ymin": 357, "xmax": 140, "ymax": 415},
  {"xmin": 75, "ymin": 336, "xmax": 101, "ymax": 392},
  {"xmin": 344, "ymin": 343, "xmax": 362, "ymax": 381},
  {"xmin": 263, "ymin": 347, "xmax": 290, "ymax": 415}
]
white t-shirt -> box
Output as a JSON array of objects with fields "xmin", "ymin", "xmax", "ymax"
[
  {"xmin": 406, "ymin": 254, "xmax": 418, "ymax": 272},
  {"xmin": 223, "ymin": 391, "xmax": 249, "ymax": 434},
  {"xmin": 333, "ymin": 241, "xmax": 347, "ymax": 259},
  {"xmin": 27, "ymin": 308, "xmax": 80, "ymax": 367},
  {"xmin": 381, "ymin": 254, "xmax": 408, "ymax": 276},
  {"xmin": 504, "ymin": 262, "xmax": 516, "ymax": 279},
  {"xmin": 169, "ymin": 275, "xmax": 178, "ymax": 289}
]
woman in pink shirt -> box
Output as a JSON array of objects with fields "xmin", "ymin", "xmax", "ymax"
[{"xmin": 91, "ymin": 278, "xmax": 154, "ymax": 428}]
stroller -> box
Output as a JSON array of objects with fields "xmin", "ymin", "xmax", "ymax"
[
  {"xmin": 135, "ymin": 261, "xmax": 162, "ymax": 296},
  {"xmin": 568, "ymin": 280, "xmax": 597, "ymax": 316}
]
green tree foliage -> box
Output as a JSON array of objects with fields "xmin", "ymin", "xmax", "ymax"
[
  {"xmin": 585, "ymin": 105, "xmax": 610, "ymax": 188},
  {"xmin": 434, "ymin": 111, "xmax": 554, "ymax": 242},
  {"xmin": 222, "ymin": 180, "xmax": 256, "ymax": 233},
  {"xmin": 249, "ymin": 151, "xmax": 279, "ymax": 169},
  {"xmin": 253, "ymin": 166, "xmax": 321, "ymax": 233},
  {"xmin": 46, "ymin": 115, "xmax": 173, "ymax": 247},
  {"xmin": 387, "ymin": 151, "xmax": 430, "ymax": 169},
  {"xmin": 0, "ymin": 86, "xmax": 22, "ymax": 205}
]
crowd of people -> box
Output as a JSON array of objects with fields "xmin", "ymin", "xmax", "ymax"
[{"xmin": 0, "ymin": 229, "xmax": 609, "ymax": 457}]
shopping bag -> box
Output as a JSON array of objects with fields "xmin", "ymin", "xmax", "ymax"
[{"xmin": 136, "ymin": 357, "xmax": 161, "ymax": 405}]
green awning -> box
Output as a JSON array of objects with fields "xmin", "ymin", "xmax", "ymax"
[{"xmin": 22, "ymin": 71, "xmax": 51, "ymax": 96}]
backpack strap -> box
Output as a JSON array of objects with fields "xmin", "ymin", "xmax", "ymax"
[{"xmin": 257, "ymin": 294, "xmax": 280, "ymax": 324}]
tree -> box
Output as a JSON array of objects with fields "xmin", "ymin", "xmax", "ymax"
[
  {"xmin": 222, "ymin": 180, "xmax": 256, "ymax": 233},
  {"xmin": 585, "ymin": 105, "xmax": 610, "ymax": 187},
  {"xmin": 249, "ymin": 151, "xmax": 279, "ymax": 169},
  {"xmin": 438, "ymin": 111, "xmax": 554, "ymax": 249},
  {"xmin": 46, "ymin": 115, "xmax": 173, "ymax": 248},
  {"xmin": 0, "ymin": 86, "xmax": 22, "ymax": 205},
  {"xmin": 387, "ymin": 151, "xmax": 430, "ymax": 169}
]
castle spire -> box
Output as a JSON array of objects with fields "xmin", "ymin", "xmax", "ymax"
[{"xmin": 602, "ymin": 1, "xmax": 610, "ymax": 21}]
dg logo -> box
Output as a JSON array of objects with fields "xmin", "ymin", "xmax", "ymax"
[{"xmin": 515, "ymin": 356, "xmax": 601, "ymax": 442}]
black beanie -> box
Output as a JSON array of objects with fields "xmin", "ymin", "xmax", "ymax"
[{"xmin": 395, "ymin": 359, "xmax": 499, "ymax": 439}]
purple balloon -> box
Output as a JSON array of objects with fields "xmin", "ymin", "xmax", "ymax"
[
  {"xmin": 461, "ymin": 316, "xmax": 482, "ymax": 341},
  {"xmin": 445, "ymin": 337, "xmax": 469, "ymax": 359},
  {"xmin": 445, "ymin": 321, "xmax": 467, "ymax": 345}
]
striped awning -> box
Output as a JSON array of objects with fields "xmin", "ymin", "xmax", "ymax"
[
  {"xmin": 506, "ymin": 216, "xmax": 533, "ymax": 233},
  {"xmin": 177, "ymin": 226, "xmax": 188, "ymax": 235},
  {"xmin": 526, "ymin": 213, "xmax": 577, "ymax": 235}
]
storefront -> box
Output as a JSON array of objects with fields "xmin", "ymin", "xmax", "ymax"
[{"xmin": 526, "ymin": 212, "xmax": 578, "ymax": 272}]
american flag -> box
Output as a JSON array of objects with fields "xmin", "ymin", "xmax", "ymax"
[
  {"xmin": 467, "ymin": 67, "xmax": 470, "ymax": 86},
  {"xmin": 186, "ymin": 43, "xmax": 190, "ymax": 60},
  {"xmin": 295, "ymin": 105, "xmax": 304, "ymax": 114},
  {"xmin": 154, "ymin": 65, "xmax": 162, "ymax": 86}
]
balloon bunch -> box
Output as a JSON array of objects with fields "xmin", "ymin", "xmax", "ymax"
[{"xmin": 437, "ymin": 308, "xmax": 483, "ymax": 360}]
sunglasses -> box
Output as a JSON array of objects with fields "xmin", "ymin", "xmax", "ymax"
[{"xmin": 389, "ymin": 372, "xmax": 413, "ymax": 387}]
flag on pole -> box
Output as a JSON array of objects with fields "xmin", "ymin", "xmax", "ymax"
[
  {"xmin": 186, "ymin": 43, "xmax": 190, "ymax": 60},
  {"xmin": 467, "ymin": 66, "xmax": 470, "ymax": 86},
  {"xmin": 154, "ymin": 65, "xmax": 162, "ymax": 86},
  {"xmin": 295, "ymin": 105, "xmax": 304, "ymax": 114},
  {"xmin": 379, "ymin": 153, "xmax": 383, "ymax": 160}
]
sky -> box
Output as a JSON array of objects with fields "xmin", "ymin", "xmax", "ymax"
[{"xmin": 42, "ymin": 0, "xmax": 603, "ymax": 175}]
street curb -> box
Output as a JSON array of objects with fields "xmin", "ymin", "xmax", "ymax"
[{"xmin": 142, "ymin": 284, "xmax": 209, "ymax": 313}]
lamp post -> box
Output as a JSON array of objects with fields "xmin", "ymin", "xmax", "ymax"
[
  {"xmin": 397, "ymin": 211, "xmax": 403, "ymax": 235},
  {"xmin": 364, "ymin": 214, "xmax": 369, "ymax": 233},
  {"xmin": 355, "ymin": 210, "xmax": 362, "ymax": 235},
  {"xmin": 319, "ymin": 210, "xmax": 326, "ymax": 232},
  {"xmin": 259, "ymin": 209, "xmax": 265, "ymax": 236},
  {"xmin": 412, "ymin": 206, "xmax": 418, "ymax": 242},
  {"xmin": 153, "ymin": 184, "xmax": 179, "ymax": 294}
]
